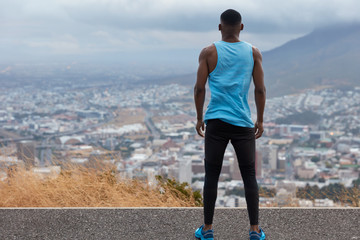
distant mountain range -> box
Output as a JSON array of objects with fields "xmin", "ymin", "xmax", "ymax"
[
  {"xmin": 263, "ymin": 23, "xmax": 360, "ymax": 97},
  {"xmin": 164, "ymin": 23, "xmax": 360, "ymax": 97}
]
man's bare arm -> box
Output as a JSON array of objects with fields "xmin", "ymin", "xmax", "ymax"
[
  {"xmin": 252, "ymin": 46, "xmax": 266, "ymax": 139},
  {"xmin": 194, "ymin": 47, "xmax": 209, "ymax": 137}
]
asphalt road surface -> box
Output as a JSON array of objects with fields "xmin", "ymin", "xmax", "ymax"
[{"xmin": 0, "ymin": 207, "xmax": 359, "ymax": 239}]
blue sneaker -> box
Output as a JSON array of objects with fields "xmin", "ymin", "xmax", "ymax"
[
  {"xmin": 195, "ymin": 225, "xmax": 214, "ymax": 240},
  {"xmin": 249, "ymin": 227, "xmax": 266, "ymax": 240}
]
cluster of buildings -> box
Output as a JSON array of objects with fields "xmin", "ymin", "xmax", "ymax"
[{"xmin": 0, "ymin": 83, "xmax": 359, "ymax": 207}]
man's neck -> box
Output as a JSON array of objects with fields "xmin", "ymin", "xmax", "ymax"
[{"xmin": 221, "ymin": 34, "xmax": 240, "ymax": 43}]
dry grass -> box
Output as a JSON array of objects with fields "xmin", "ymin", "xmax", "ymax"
[
  {"xmin": 296, "ymin": 185, "xmax": 360, "ymax": 207},
  {"xmin": 0, "ymin": 165, "xmax": 199, "ymax": 208}
]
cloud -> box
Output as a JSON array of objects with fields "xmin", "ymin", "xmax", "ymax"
[
  {"xmin": 62, "ymin": 0, "xmax": 360, "ymax": 33},
  {"xmin": 1, "ymin": 0, "xmax": 360, "ymax": 63},
  {"xmin": 3, "ymin": 0, "xmax": 360, "ymax": 34}
]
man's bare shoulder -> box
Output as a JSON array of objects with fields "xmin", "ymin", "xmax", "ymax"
[
  {"xmin": 199, "ymin": 44, "xmax": 216, "ymax": 59},
  {"xmin": 202, "ymin": 44, "xmax": 216, "ymax": 53},
  {"xmin": 252, "ymin": 46, "xmax": 262, "ymax": 61}
]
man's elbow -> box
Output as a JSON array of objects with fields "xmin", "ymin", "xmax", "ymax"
[
  {"xmin": 254, "ymin": 86, "xmax": 266, "ymax": 95},
  {"xmin": 194, "ymin": 85, "xmax": 205, "ymax": 96}
]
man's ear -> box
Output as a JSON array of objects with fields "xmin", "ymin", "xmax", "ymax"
[
  {"xmin": 240, "ymin": 23, "xmax": 244, "ymax": 31},
  {"xmin": 218, "ymin": 24, "xmax": 222, "ymax": 31}
]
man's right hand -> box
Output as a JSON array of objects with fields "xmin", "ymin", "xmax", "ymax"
[
  {"xmin": 254, "ymin": 121, "xmax": 264, "ymax": 139},
  {"xmin": 196, "ymin": 120, "xmax": 205, "ymax": 137}
]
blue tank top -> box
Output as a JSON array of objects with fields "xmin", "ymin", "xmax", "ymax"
[{"xmin": 204, "ymin": 40, "xmax": 254, "ymax": 128}]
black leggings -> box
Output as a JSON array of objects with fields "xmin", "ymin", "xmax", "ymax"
[{"xmin": 203, "ymin": 119, "xmax": 259, "ymax": 225}]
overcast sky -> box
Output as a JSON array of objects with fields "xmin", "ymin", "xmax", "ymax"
[{"xmin": 1, "ymin": 0, "xmax": 359, "ymax": 71}]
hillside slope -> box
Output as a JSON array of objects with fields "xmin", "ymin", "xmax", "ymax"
[
  {"xmin": 263, "ymin": 24, "xmax": 360, "ymax": 97},
  {"xmin": 0, "ymin": 166, "xmax": 201, "ymax": 207}
]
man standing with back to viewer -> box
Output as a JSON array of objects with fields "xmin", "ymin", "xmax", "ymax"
[{"xmin": 193, "ymin": 9, "xmax": 266, "ymax": 240}]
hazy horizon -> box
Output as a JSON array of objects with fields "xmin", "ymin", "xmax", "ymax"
[{"xmin": 1, "ymin": 0, "xmax": 360, "ymax": 73}]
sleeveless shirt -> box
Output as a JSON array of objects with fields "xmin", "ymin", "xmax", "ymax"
[{"xmin": 204, "ymin": 40, "xmax": 254, "ymax": 128}]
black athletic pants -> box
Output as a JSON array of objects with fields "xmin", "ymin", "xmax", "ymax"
[{"xmin": 203, "ymin": 119, "xmax": 259, "ymax": 225}]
